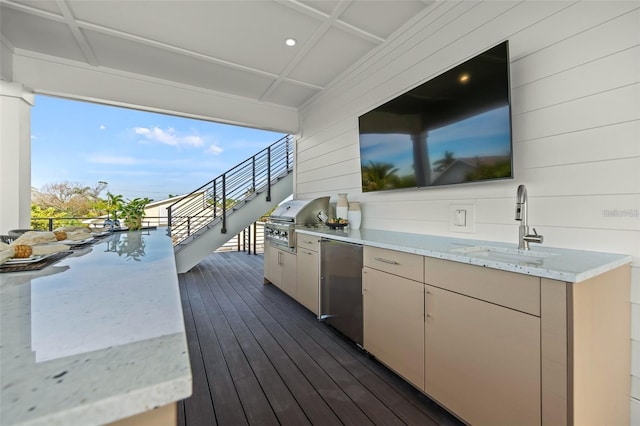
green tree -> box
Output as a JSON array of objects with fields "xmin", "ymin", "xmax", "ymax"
[
  {"xmin": 433, "ymin": 151, "xmax": 456, "ymax": 172},
  {"xmin": 104, "ymin": 192, "xmax": 124, "ymax": 220},
  {"xmin": 361, "ymin": 161, "xmax": 399, "ymax": 191},
  {"xmin": 32, "ymin": 181, "xmax": 108, "ymax": 218},
  {"xmin": 30, "ymin": 204, "xmax": 71, "ymax": 230}
]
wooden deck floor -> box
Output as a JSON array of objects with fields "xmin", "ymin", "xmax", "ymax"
[{"xmin": 177, "ymin": 251, "xmax": 462, "ymax": 426}]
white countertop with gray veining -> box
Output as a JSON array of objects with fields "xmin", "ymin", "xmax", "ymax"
[
  {"xmin": 297, "ymin": 227, "xmax": 631, "ymax": 282},
  {"xmin": 0, "ymin": 228, "xmax": 192, "ymax": 426}
]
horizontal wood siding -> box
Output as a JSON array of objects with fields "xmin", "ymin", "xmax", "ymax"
[{"xmin": 296, "ymin": 1, "xmax": 640, "ymax": 419}]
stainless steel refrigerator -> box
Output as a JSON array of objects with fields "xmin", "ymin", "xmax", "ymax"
[{"xmin": 320, "ymin": 238, "xmax": 363, "ymax": 345}]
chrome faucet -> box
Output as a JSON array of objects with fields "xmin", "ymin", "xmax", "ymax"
[{"xmin": 515, "ymin": 184, "xmax": 543, "ymax": 250}]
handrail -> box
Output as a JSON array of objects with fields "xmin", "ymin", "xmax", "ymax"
[{"xmin": 167, "ymin": 134, "xmax": 293, "ymax": 246}]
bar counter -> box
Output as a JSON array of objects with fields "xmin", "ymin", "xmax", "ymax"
[{"xmin": 0, "ymin": 228, "xmax": 192, "ymax": 426}]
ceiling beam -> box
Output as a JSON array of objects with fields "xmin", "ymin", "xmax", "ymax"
[
  {"xmin": 281, "ymin": 0, "xmax": 384, "ymax": 44},
  {"xmin": 260, "ymin": 0, "xmax": 351, "ymax": 102},
  {"xmin": 1, "ymin": 0, "xmax": 322, "ymax": 91},
  {"xmin": 55, "ymin": 0, "xmax": 99, "ymax": 66}
]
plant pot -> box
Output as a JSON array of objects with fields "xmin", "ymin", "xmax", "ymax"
[{"xmin": 347, "ymin": 202, "xmax": 361, "ymax": 230}]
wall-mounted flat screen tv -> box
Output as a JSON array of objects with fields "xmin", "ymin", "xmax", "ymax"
[{"xmin": 358, "ymin": 41, "xmax": 513, "ymax": 192}]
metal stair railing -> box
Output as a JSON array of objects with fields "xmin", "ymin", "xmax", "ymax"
[{"xmin": 167, "ymin": 134, "xmax": 293, "ymax": 246}]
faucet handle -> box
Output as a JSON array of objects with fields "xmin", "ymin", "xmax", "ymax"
[{"xmin": 528, "ymin": 228, "xmax": 544, "ymax": 244}]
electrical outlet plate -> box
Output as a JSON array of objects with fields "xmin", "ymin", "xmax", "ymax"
[{"xmin": 449, "ymin": 204, "xmax": 476, "ymax": 233}]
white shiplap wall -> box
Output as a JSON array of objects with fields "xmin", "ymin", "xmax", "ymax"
[{"xmin": 297, "ymin": 0, "xmax": 640, "ymax": 420}]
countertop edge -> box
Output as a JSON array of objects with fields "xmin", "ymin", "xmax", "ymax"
[
  {"xmin": 296, "ymin": 228, "xmax": 632, "ymax": 283},
  {"xmin": 20, "ymin": 376, "xmax": 192, "ymax": 426}
]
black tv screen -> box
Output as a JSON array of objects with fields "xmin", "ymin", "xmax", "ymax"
[{"xmin": 358, "ymin": 41, "xmax": 513, "ymax": 192}]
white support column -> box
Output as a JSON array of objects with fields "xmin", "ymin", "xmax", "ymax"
[{"xmin": 0, "ymin": 81, "xmax": 34, "ymax": 233}]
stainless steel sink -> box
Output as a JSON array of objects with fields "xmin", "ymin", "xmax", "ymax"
[{"xmin": 450, "ymin": 245, "xmax": 557, "ymax": 265}]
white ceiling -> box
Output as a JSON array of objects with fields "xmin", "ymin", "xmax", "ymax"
[{"xmin": 0, "ymin": 0, "xmax": 434, "ymax": 110}]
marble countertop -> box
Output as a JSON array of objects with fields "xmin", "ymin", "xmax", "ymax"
[
  {"xmin": 297, "ymin": 227, "xmax": 631, "ymax": 283},
  {"xmin": 0, "ymin": 228, "xmax": 192, "ymax": 426}
]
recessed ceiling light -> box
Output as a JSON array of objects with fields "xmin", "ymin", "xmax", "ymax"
[
  {"xmin": 285, "ymin": 38, "xmax": 297, "ymax": 47},
  {"xmin": 459, "ymin": 73, "xmax": 470, "ymax": 83}
]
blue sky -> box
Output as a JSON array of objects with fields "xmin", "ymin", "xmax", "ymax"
[{"xmin": 31, "ymin": 95, "xmax": 286, "ymax": 201}]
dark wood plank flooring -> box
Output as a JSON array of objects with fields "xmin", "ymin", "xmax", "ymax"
[{"xmin": 178, "ymin": 251, "xmax": 462, "ymax": 426}]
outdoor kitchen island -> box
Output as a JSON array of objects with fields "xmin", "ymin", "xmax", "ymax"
[{"xmin": 0, "ymin": 228, "xmax": 191, "ymax": 426}]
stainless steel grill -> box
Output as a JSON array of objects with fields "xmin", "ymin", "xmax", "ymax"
[{"xmin": 265, "ymin": 197, "xmax": 329, "ymax": 250}]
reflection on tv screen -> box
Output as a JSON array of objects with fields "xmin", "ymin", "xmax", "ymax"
[{"xmin": 358, "ymin": 41, "xmax": 513, "ymax": 192}]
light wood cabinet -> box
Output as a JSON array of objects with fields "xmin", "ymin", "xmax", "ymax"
[
  {"xmin": 424, "ymin": 257, "xmax": 541, "ymax": 425},
  {"xmin": 263, "ymin": 243, "xmax": 277, "ymax": 285},
  {"xmin": 425, "ymin": 284, "xmax": 541, "ymax": 426},
  {"xmin": 315, "ymin": 238, "xmax": 630, "ymax": 426},
  {"xmin": 296, "ymin": 236, "xmax": 320, "ymax": 315},
  {"xmin": 264, "ymin": 243, "xmax": 296, "ymax": 297},
  {"xmin": 280, "ymin": 250, "xmax": 296, "ymax": 297},
  {"xmin": 364, "ymin": 245, "xmax": 423, "ymax": 282},
  {"xmin": 424, "ymin": 257, "xmax": 540, "ymax": 316},
  {"xmin": 363, "ymin": 266, "xmax": 424, "ymax": 389},
  {"xmin": 545, "ymin": 266, "xmax": 631, "ymax": 426}
]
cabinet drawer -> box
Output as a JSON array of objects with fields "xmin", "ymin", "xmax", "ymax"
[
  {"xmin": 424, "ymin": 257, "xmax": 540, "ymax": 316},
  {"xmin": 297, "ymin": 234, "xmax": 320, "ymax": 252},
  {"xmin": 364, "ymin": 246, "xmax": 423, "ymax": 282}
]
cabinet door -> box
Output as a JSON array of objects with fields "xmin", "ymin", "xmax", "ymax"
[
  {"xmin": 425, "ymin": 285, "xmax": 541, "ymax": 426},
  {"xmin": 296, "ymin": 248, "xmax": 319, "ymax": 315},
  {"xmin": 265, "ymin": 244, "xmax": 281, "ymax": 288},
  {"xmin": 363, "ymin": 267, "xmax": 424, "ymax": 390},
  {"xmin": 280, "ymin": 250, "xmax": 297, "ymax": 297},
  {"xmin": 264, "ymin": 243, "xmax": 273, "ymax": 282}
]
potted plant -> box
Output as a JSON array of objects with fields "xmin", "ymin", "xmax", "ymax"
[
  {"xmin": 120, "ymin": 197, "xmax": 151, "ymax": 230},
  {"xmin": 105, "ymin": 192, "xmax": 124, "ymax": 227}
]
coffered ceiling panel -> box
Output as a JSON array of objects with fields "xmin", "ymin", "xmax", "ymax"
[
  {"xmin": 68, "ymin": 0, "xmax": 323, "ymax": 76},
  {"xmin": 84, "ymin": 29, "xmax": 275, "ymax": 99},
  {"xmin": 0, "ymin": 7, "xmax": 86, "ymax": 62},
  {"xmin": 0, "ymin": 0, "xmax": 434, "ymax": 110},
  {"xmin": 288, "ymin": 26, "xmax": 375, "ymax": 87},
  {"xmin": 340, "ymin": 0, "xmax": 432, "ymax": 39}
]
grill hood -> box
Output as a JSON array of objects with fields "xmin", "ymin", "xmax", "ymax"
[{"xmin": 268, "ymin": 197, "xmax": 330, "ymax": 224}]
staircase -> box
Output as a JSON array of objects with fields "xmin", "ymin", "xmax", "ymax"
[{"xmin": 169, "ymin": 135, "xmax": 293, "ymax": 273}]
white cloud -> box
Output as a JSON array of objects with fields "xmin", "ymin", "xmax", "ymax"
[
  {"xmin": 99, "ymin": 124, "xmax": 106, "ymax": 130},
  {"xmin": 31, "ymin": 135, "xmax": 38, "ymax": 140},
  {"xmin": 205, "ymin": 144, "xmax": 223, "ymax": 155},
  {"xmin": 134, "ymin": 126, "xmax": 203, "ymax": 147}
]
